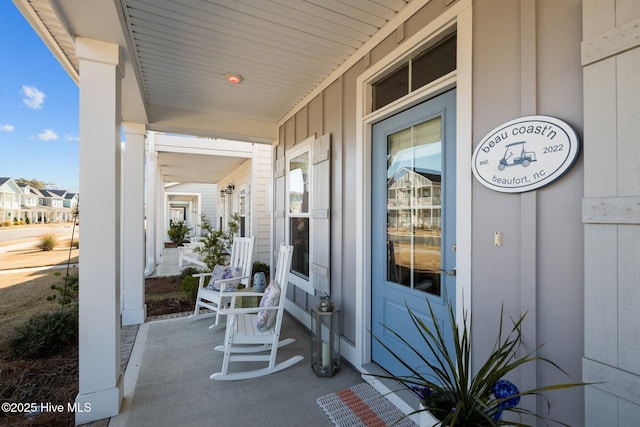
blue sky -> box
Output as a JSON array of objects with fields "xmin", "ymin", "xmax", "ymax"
[{"xmin": 0, "ymin": 2, "xmax": 79, "ymax": 192}]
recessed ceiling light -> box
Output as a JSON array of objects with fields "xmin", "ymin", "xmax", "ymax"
[{"xmin": 225, "ymin": 73, "xmax": 243, "ymax": 84}]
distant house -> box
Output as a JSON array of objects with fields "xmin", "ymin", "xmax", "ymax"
[
  {"xmin": 1, "ymin": 178, "xmax": 78, "ymax": 224},
  {"xmin": 0, "ymin": 177, "xmax": 21, "ymax": 224},
  {"xmin": 18, "ymin": 184, "xmax": 43, "ymax": 224},
  {"xmin": 64, "ymin": 192, "xmax": 79, "ymax": 211},
  {"xmin": 43, "ymin": 189, "xmax": 77, "ymax": 222},
  {"xmin": 39, "ymin": 189, "xmax": 68, "ymax": 222}
]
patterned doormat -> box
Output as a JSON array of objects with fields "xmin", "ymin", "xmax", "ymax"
[{"xmin": 316, "ymin": 382, "xmax": 418, "ymax": 427}]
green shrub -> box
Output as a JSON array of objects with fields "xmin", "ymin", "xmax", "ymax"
[
  {"xmin": 195, "ymin": 213, "xmax": 240, "ymax": 270},
  {"xmin": 168, "ymin": 220, "xmax": 191, "ymax": 246},
  {"xmin": 37, "ymin": 234, "xmax": 57, "ymax": 251},
  {"xmin": 48, "ymin": 273, "xmax": 79, "ymax": 307},
  {"xmin": 9, "ymin": 310, "xmax": 78, "ymax": 359},
  {"xmin": 180, "ymin": 266, "xmax": 201, "ymax": 280},
  {"xmin": 180, "ymin": 275, "xmax": 200, "ymax": 299}
]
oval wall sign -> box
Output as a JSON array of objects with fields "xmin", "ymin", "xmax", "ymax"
[{"xmin": 472, "ymin": 115, "xmax": 580, "ymax": 193}]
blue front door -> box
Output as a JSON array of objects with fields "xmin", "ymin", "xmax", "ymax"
[{"xmin": 371, "ymin": 89, "xmax": 457, "ymax": 378}]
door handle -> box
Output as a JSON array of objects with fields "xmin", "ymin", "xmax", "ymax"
[{"xmin": 440, "ymin": 267, "xmax": 456, "ymax": 276}]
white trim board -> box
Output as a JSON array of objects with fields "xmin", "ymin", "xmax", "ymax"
[{"xmin": 354, "ymin": 0, "xmax": 473, "ymax": 370}]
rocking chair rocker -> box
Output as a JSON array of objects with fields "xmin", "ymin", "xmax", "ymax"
[{"xmin": 211, "ymin": 244, "xmax": 303, "ymax": 380}]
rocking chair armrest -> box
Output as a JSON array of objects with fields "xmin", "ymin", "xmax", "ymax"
[
  {"xmin": 193, "ymin": 272, "xmax": 213, "ymax": 278},
  {"xmin": 218, "ymin": 305, "xmax": 276, "ymax": 316},
  {"xmin": 215, "ymin": 276, "xmax": 250, "ymax": 293},
  {"xmin": 215, "ymin": 275, "xmax": 250, "ymax": 284},
  {"xmin": 221, "ymin": 289, "xmax": 265, "ymax": 298}
]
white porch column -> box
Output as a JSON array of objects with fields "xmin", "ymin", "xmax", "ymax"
[
  {"xmin": 155, "ymin": 168, "xmax": 165, "ymax": 258},
  {"xmin": 75, "ymin": 38, "xmax": 123, "ymax": 425},
  {"xmin": 144, "ymin": 133, "xmax": 158, "ymax": 276},
  {"xmin": 122, "ymin": 123, "xmax": 146, "ymax": 325}
]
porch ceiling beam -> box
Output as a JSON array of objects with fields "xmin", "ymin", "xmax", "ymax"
[{"xmin": 146, "ymin": 104, "xmax": 277, "ymax": 144}]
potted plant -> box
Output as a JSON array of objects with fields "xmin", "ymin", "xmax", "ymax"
[{"xmin": 372, "ymin": 300, "xmax": 586, "ymax": 426}]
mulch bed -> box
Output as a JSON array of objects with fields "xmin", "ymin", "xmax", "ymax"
[
  {"xmin": 145, "ymin": 275, "xmax": 195, "ymax": 317},
  {"xmin": 1, "ymin": 275, "xmax": 190, "ymax": 426},
  {"xmin": 0, "ymin": 347, "xmax": 79, "ymax": 427}
]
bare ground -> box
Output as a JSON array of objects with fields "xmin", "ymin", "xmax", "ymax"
[{"xmin": 0, "ymin": 234, "xmax": 187, "ymax": 426}]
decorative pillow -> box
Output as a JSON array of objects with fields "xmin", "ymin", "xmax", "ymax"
[
  {"xmin": 206, "ymin": 265, "xmax": 244, "ymax": 291},
  {"xmin": 256, "ymin": 281, "xmax": 281, "ymax": 332}
]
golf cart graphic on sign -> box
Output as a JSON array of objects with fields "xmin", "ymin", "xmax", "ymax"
[
  {"xmin": 498, "ymin": 141, "xmax": 536, "ymax": 171},
  {"xmin": 472, "ymin": 115, "xmax": 580, "ymax": 193}
]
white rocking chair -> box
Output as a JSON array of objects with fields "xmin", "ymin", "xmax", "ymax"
[
  {"xmin": 211, "ymin": 244, "xmax": 303, "ymax": 380},
  {"xmin": 188, "ymin": 236, "xmax": 255, "ymax": 328},
  {"xmin": 178, "ymin": 239, "xmax": 206, "ymax": 268}
]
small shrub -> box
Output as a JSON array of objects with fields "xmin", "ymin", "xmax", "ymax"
[
  {"xmin": 180, "ymin": 266, "xmax": 202, "ymax": 299},
  {"xmin": 0, "ymin": 220, "xmax": 10, "ymax": 227},
  {"xmin": 168, "ymin": 220, "xmax": 191, "ymax": 246},
  {"xmin": 48, "ymin": 273, "xmax": 79, "ymax": 307},
  {"xmin": 180, "ymin": 275, "xmax": 200, "ymax": 299},
  {"xmin": 9, "ymin": 310, "xmax": 78, "ymax": 359},
  {"xmin": 180, "ymin": 266, "xmax": 201, "ymax": 280},
  {"xmin": 25, "ymin": 216, "xmax": 30, "ymax": 224},
  {"xmin": 71, "ymin": 238, "xmax": 79, "ymax": 248},
  {"xmin": 38, "ymin": 234, "xmax": 57, "ymax": 251}
]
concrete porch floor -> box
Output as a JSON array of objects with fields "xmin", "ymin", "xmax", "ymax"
[
  {"xmin": 109, "ymin": 314, "xmax": 365, "ymax": 427},
  {"xmin": 101, "ymin": 247, "xmax": 369, "ymax": 426}
]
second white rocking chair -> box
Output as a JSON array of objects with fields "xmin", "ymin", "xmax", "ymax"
[
  {"xmin": 189, "ymin": 236, "xmax": 255, "ymax": 327},
  {"xmin": 211, "ymin": 244, "xmax": 303, "ymax": 380}
]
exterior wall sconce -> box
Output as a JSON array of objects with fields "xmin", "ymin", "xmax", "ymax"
[
  {"xmin": 225, "ymin": 184, "xmax": 235, "ymax": 195},
  {"xmin": 220, "ymin": 189, "xmax": 226, "ymax": 198}
]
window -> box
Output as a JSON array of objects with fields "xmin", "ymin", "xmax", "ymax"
[
  {"xmin": 373, "ymin": 33, "xmax": 457, "ymax": 111},
  {"xmin": 239, "ymin": 187, "xmax": 247, "ymax": 237},
  {"xmin": 278, "ymin": 134, "xmax": 330, "ymax": 295},
  {"xmin": 287, "ymin": 145, "xmax": 311, "ymax": 283}
]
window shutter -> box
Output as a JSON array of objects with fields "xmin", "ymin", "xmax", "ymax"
[{"xmin": 311, "ymin": 133, "xmax": 331, "ymax": 295}]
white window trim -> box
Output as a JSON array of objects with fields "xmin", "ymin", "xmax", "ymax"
[
  {"xmin": 353, "ymin": 0, "xmax": 473, "ymax": 372},
  {"xmin": 285, "ymin": 136, "xmax": 315, "ymax": 294}
]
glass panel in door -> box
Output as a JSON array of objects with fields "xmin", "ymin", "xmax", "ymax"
[{"xmin": 387, "ymin": 118, "xmax": 442, "ymax": 296}]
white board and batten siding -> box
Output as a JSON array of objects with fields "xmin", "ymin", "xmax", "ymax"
[
  {"xmin": 252, "ymin": 143, "xmax": 273, "ymax": 264},
  {"xmin": 582, "ymin": 1, "xmax": 640, "ymax": 423},
  {"xmin": 218, "ymin": 144, "xmax": 273, "ymax": 265}
]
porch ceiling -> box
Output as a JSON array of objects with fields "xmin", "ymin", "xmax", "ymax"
[
  {"xmin": 157, "ymin": 151, "xmax": 247, "ymax": 184},
  {"xmin": 15, "ymin": 0, "xmax": 415, "ymax": 144}
]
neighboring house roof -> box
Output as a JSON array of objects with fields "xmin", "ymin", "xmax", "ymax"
[
  {"xmin": 30, "ymin": 188, "xmax": 45, "ymax": 197},
  {"xmin": 0, "ymin": 177, "xmax": 22, "ymax": 193},
  {"xmin": 46, "ymin": 189, "xmax": 67, "ymax": 197},
  {"xmin": 40, "ymin": 189, "xmax": 65, "ymax": 200},
  {"xmin": 388, "ymin": 167, "xmax": 441, "ymax": 188}
]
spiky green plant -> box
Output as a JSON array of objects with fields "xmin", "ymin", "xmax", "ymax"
[{"xmin": 372, "ymin": 300, "xmax": 586, "ymax": 426}]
